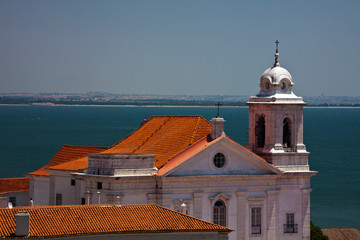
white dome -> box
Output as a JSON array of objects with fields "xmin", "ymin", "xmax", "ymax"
[
  {"xmin": 258, "ymin": 65, "xmax": 294, "ymax": 97},
  {"xmin": 261, "ymin": 66, "xmax": 293, "ymax": 85}
]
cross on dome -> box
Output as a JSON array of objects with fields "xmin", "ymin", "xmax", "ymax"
[{"xmin": 274, "ymin": 40, "xmax": 280, "ymax": 67}]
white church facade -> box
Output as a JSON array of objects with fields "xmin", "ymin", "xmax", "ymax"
[{"xmin": 26, "ymin": 44, "xmax": 317, "ymax": 240}]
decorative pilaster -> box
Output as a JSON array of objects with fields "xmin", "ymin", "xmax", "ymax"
[
  {"xmin": 301, "ymin": 188, "xmax": 312, "ymax": 240},
  {"xmin": 266, "ymin": 190, "xmax": 280, "ymax": 240},
  {"xmin": 192, "ymin": 192, "xmax": 204, "ymax": 218},
  {"xmin": 236, "ymin": 191, "xmax": 247, "ymax": 240},
  {"xmin": 49, "ymin": 175, "xmax": 56, "ymax": 205},
  {"xmin": 75, "ymin": 178, "xmax": 81, "ymax": 205}
]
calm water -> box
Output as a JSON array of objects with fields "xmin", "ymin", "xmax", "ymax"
[{"xmin": 0, "ymin": 105, "xmax": 359, "ymax": 229}]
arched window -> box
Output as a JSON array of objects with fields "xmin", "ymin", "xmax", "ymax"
[
  {"xmin": 283, "ymin": 118, "xmax": 291, "ymax": 148},
  {"xmin": 255, "ymin": 116, "xmax": 265, "ymax": 148},
  {"xmin": 213, "ymin": 200, "xmax": 226, "ymax": 226}
]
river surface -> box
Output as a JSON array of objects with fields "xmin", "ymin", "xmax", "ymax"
[{"xmin": 0, "ymin": 105, "xmax": 359, "ymax": 229}]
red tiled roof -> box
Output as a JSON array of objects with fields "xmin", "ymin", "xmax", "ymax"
[
  {"xmin": 0, "ymin": 178, "xmax": 29, "ymax": 195},
  {"xmin": 49, "ymin": 116, "xmax": 212, "ymax": 172},
  {"xmin": 0, "ymin": 204, "xmax": 231, "ymax": 237},
  {"xmin": 27, "ymin": 145, "xmax": 107, "ymax": 176}
]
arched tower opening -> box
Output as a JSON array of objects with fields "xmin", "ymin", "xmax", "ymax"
[
  {"xmin": 283, "ymin": 117, "xmax": 291, "ymax": 149},
  {"xmin": 255, "ymin": 116, "xmax": 265, "ymax": 148}
]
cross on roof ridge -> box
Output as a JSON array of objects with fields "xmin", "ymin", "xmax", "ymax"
[{"xmin": 215, "ymin": 102, "xmax": 223, "ymax": 118}]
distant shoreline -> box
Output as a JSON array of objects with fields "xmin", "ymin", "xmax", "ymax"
[{"xmin": 1, "ymin": 104, "xmax": 360, "ymax": 109}]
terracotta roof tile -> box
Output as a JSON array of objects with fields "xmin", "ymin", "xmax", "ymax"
[
  {"xmin": 0, "ymin": 204, "xmax": 231, "ymax": 237},
  {"xmin": 28, "ymin": 145, "xmax": 107, "ymax": 176},
  {"xmin": 49, "ymin": 116, "xmax": 212, "ymax": 172},
  {"xmin": 0, "ymin": 178, "xmax": 29, "ymax": 194},
  {"xmin": 106, "ymin": 116, "xmax": 212, "ymax": 168}
]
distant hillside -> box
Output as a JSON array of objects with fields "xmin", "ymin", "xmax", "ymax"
[{"xmin": 1, "ymin": 93, "xmax": 360, "ymax": 107}]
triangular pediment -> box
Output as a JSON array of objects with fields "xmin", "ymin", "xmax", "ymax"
[{"xmin": 159, "ymin": 137, "xmax": 282, "ymax": 177}]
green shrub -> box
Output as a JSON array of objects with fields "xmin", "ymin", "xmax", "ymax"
[{"xmin": 310, "ymin": 221, "xmax": 329, "ymax": 240}]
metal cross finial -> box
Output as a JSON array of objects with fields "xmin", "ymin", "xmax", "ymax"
[
  {"xmin": 274, "ymin": 40, "xmax": 280, "ymax": 67},
  {"xmin": 215, "ymin": 102, "xmax": 223, "ymax": 118}
]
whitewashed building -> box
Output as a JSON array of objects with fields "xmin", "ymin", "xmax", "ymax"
[{"xmin": 27, "ymin": 44, "xmax": 317, "ymax": 240}]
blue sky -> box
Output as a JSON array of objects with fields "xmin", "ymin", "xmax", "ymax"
[{"xmin": 1, "ymin": 0, "xmax": 359, "ymax": 96}]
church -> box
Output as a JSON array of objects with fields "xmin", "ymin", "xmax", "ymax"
[{"xmin": 26, "ymin": 43, "xmax": 317, "ymax": 240}]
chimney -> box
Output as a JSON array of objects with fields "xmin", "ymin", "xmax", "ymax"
[
  {"xmin": 210, "ymin": 117, "xmax": 226, "ymax": 140},
  {"xmin": 15, "ymin": 211, "xmax": 30, "ymax": 237},
  {"xmin": 97, "ymin": 191, "xmax": 101, "ymax": 204}
]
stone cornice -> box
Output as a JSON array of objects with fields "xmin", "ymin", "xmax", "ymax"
[{"xmin": 160, "ymin": 174, "xmax": 280, "ymax": 182}]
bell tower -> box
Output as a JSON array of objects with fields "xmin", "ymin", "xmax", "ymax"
[{"xmin": 247, "ymin": 41, "xmax": 309, "ymax": 172}]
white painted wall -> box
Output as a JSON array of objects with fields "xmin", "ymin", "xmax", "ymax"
[
  {"xmin": 30, "ymin": 176, "xmax": 50, "ymax": 206},
  {"xmin": 52, "ymin": 173, "xmax": 76, "ymax": 205},
  {"xmin": 0, "ymin": 191, "xmax": 29, "ymax": 207}
]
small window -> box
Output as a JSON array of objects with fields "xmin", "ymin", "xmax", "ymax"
[
  {"xmin": 213, "ymin": 200, "xmax": 226, "ymax": 226},
  {"xmin": 213, "ymin": 153, "xmax": 225, "ymax": 168},
  {"xmin": 81, "ymin": 198, "xmax": 86, "ymax": 205},
  {"xmin": 251, "ymin": 207, "xmax": 261, "ymax": 234},
  {"xmin": 9, "ymin": 197, "xmax": 16, "ymax": 207},
  {"xmin": 71, "ymin": 179, "xmax": 75, "ymax": 186},
  {"xmin": 97, "ymin": 182, "xmax": 102, "ymax": 190},
  {"xmin": 56, "ymin": 194, "xmax": 62, "ymax": 205},
  {"xmin": 284, "ymin": 213, "xmax": 298, "ymax": 233}
]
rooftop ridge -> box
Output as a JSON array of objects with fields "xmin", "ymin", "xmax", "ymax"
[
  {"xmin": 189, "ymin": 116, "xmax": 201, "ymax": 145},
  {"xmin": 107, "ymin": 115, "xmax": 206, "ymax": 148},
  {"xmin": 132, "ymin": 116, "xmax": 171, "ymax": 153}
]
